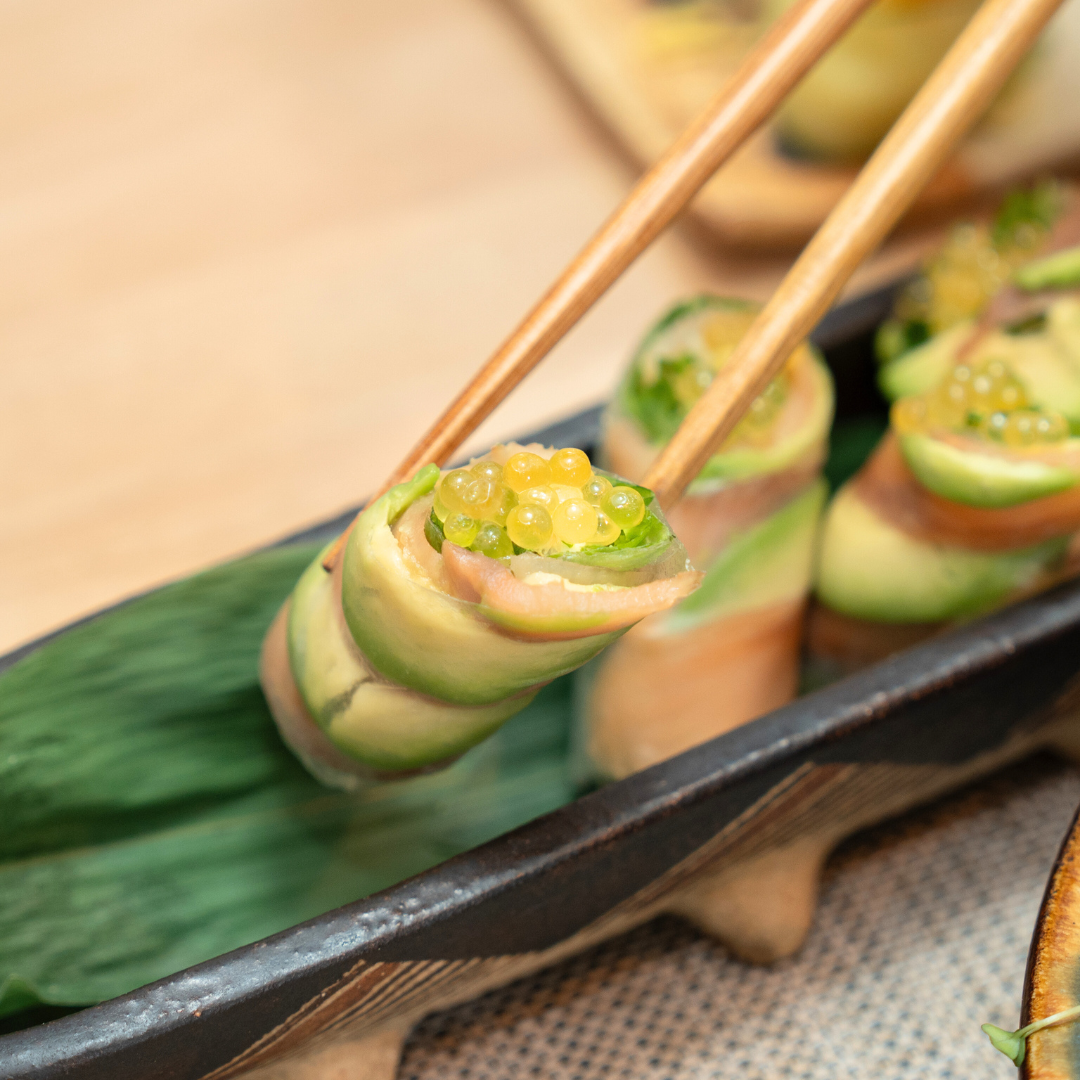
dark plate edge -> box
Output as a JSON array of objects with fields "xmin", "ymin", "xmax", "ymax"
[{"xmin": 4, "ymin": 573, "xmax": 1080, "ymax": 1075}]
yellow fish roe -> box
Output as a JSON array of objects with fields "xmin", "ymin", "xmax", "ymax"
[
  {"xmin": 581, "ymin": 475, "xmax": 612, "ymax": 505},
  {"xmin": 894, "ymin": 222, "xmax": 1048, "ymax": 337},
  {"xmin": 551, "ymin": 484, "xmax": 584, "ymax": 504},
  {"xmin": 443, "ymin": 513, "xmax": 480, "ymax": 547},
  {"xmin": 502, "ymin": 453, "xmax": 551, "ymax": 493},
  {"xmin": 506, "ymin": 504, "xmax": 553, "ymax": 550},
  {"xmin": 519, "ymin": 485, "xmax": 559, "ymax": 513},
  {"xmin": 601, "ymin": 486, "xmax": 646, "ymax": 530},
  {"xmin": 435, "ymin": 448, "xmax": 648, "ymax": 556},
  {"xmin": 892, "ymin": 358, "xmax": 1070, "ymax": 448},
  {"xmin": 593, "ymin": 510, "xmax": 620, "ymax": 545},
  {"xmin": 552, "ymin": 499, "xmax": 598, "ymax": 545},
  {"xmin": 549, "ymin": 447, "xmax": 592, "ymax": 487}
]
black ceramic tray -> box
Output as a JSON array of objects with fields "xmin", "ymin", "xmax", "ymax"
[{"xmin": 5, "ymin": 288, "xmax": 1080, "ymax": 1080}]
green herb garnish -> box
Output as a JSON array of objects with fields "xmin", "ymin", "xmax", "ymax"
[
  {"xmin": 982, "ymin": 1004, "xmax": 1080, "ymax": 1066},
  {"xmin": 618, "ymin": 295, "xmax": 757, "ymax": 445},
  {"xmin": 424, "ymin": 509, "xmax": 446, "ymax": 553},
  {"xmin": 992, "ymin": 179, "xmax": 1063, "ymax": 249}
]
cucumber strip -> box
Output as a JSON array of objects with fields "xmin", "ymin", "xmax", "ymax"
[{"xmin": 1014, "ymin": 244, "xmax": 1080, "ymax": 292}]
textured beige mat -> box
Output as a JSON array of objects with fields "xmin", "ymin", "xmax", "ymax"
[{"xmin": 401, "ymin": 757, "xmax": 1080, "ymax": 1078}]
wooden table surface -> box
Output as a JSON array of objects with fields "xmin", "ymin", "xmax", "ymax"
[{"xmin": 0, "ymin": 0, "xmax": 936, "ymax": 655}]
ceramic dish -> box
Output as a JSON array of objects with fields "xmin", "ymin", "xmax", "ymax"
[{"xmin": 4, "ymin": 289, "xmax": 1080, "ymax": 1080}]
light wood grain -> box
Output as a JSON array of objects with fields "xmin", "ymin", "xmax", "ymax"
[
  {"xmin": 376, "ymin": 0, "xmax": 878, "ymax": 507},
  {"xmin": 0, "ymin": 0, "xmax": 817, "ymax": 655},
  {"xmin": 643, "ymin": 0, "xmax": 1067, "ymax": 506},
  {"xmin": 0, "ymin": 0, "xmax": 970, "ymax": 654}
]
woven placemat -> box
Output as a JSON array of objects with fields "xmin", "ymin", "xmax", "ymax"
[{"xmin": 400, "ymin": 756, "xmax": 1080, "ymax": 1079}]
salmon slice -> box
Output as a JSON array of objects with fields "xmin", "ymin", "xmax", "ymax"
[
  {"xmin": 586, "ymin": 599, "xmax": 805, "ymax": 779},
  {"xmin": 440, "ymin": 542, "xmax": 702, "ymax": 641},
  {"xmin": 805, "ymin": 600, "xmax": 943, "ymax": 671},
  {"xmin": 855, "ymin": 434, "xmax": 1080, "ymax": 551},
  {"xmin": 605, "ymin": 413, "xmax": 822, "ymax": 568},
  {"xmin": 665, "ymin": 462, "xmax": 822, "ymax": 569},
  {"xmin": 392, "ymin": 497, "xmax": 452, "ymax": 592},
  {"xmin": 260, "ymin": 604, "xmax": 384, "ymax": 785}
]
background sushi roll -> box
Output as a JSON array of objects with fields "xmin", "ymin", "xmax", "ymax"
[
  {"xmin": 876, "ymin": 180, "xmax": 1077, "ymax": 366},
  {"xmin": 768, "ymin": 0, "xmax": 993, "ymax": 161},
  {"xmin": 579, "ymin": 296, "xmax": 834, "ymax": 781},
  {"xmin": 811, "ymin": 190, "xmax": 1080, "ymax": 669},
  {"xmin": 261, "ymin": 445, "xmax": 701, "ymax": 789}
]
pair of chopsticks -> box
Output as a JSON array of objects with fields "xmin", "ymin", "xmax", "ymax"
[{"xmin": 329, "ymin": 0, "xmax": 1064, "ymax": 567}]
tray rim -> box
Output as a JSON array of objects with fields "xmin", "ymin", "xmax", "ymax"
[
  {"xmin": 6, "ymin": 573, "xmax": 1080, "ymax": 1075},
  {"xmin": 504, "ymin": 0, "xmax": 1080, "ymax": 248},
  {"xmin": 24, "ymin": 279, "xmax": 1080, "ymax": 1079}
]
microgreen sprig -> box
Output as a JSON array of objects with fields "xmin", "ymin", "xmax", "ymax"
[{"xmin": 982, "ymin": 1004, "xmax": 1080, "ymax": 1066}]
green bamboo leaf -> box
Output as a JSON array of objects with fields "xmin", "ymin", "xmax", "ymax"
[
  {"xmin": 1, "ymin": 544, "xmax": 323, "ymax": 862},
  {"xmin": 0, "ymin": 544, "xmax": 575, "ymax": 1018}
]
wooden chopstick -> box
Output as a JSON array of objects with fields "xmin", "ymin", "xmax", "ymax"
[
  {"xmin": 382, "ymin": 0, "xmax": 875, "ymax": 491},
  {"xmin": 643, "ymin": 0, "xmax": 1066, "ymax": 507},
  {"xmin": 318, "ymin": 0, "xmax": 876, "ymax": 570}
]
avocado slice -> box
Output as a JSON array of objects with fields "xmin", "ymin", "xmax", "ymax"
[
  {"xmin": 339, "ymin": 466, "xmax": 626, "ymax": 706},
  {"xmin": 287, "ymin": 546, "xmax": 523, "ymax": 772},
  {"xmin": 667, "ymin": 480, "xmax": 826, "ymax": 630},
  {"xmin": 877, "ymin": 322, "xmax": 973, "ymax": 402},
  {"xmin": 1001, "ymin": 326, "xmax": 1080, "ymax": 429},
  {"xmin": 814, "ymin": 486, "xmax": 1066, "ymax": 623},
  {"xmin": 897, "ymin": 432, "xmax": 1080, "ymax": 508},
  {"xmin": 878, "ymin": 301, "xmax": 1080, "ymax": 429},
  {"xmin": 1014, "ymin": 244, "xmax": 1080, "ymax": 291},
  {"xmin": 1048, "ymin": 296, "xmax": 1080, "ymax": 375}
]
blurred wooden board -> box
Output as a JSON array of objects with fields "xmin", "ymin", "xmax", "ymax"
[
  {"xmin": 0, "ymin": 0, "xmax": 805, "ymax": 656},
  {"xmin": 0, "ymin": 0, "xmax": 984, "ymax": 656},
  {"xmin": 508, "ymin": 0, "xmax": 1080, "ymax": 247}
]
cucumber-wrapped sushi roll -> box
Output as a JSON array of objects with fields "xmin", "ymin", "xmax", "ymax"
[
  {"xmin": 875, "ymin": 180, "xmax": 1075, "ymax": 366},
  {"xmin": 767, "ymin": 0, "xmax": 987, "ymax": 162},
  {"xmin": 261, "ymin": 444, "xmax": 701, "ymax": 789},
  {"xmin": 580, "ymin": 296, "xmax": 834, "ymax": 780},
  {"xmin": 812, "ymin": 227, "xmax": 1080, "ymax": 667}
]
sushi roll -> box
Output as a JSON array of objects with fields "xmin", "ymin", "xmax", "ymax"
[
  {"xmin": 811, "ymin": 189, "xmax": 1080, "ymax": 668},
  {"xmin": 876, "ymin": 180, "xmax": 1073, "ymax": 366},
  {"xmin": 580, "ymin": 296, "xmax": 835, "ymax": 780},
  {"xmin": 769, "ymin": 0, "xmax": 985, "ymax": 161},
  {"xmin": 261, "ymin": 445, "xmax": 701, "ymax": 789}
]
